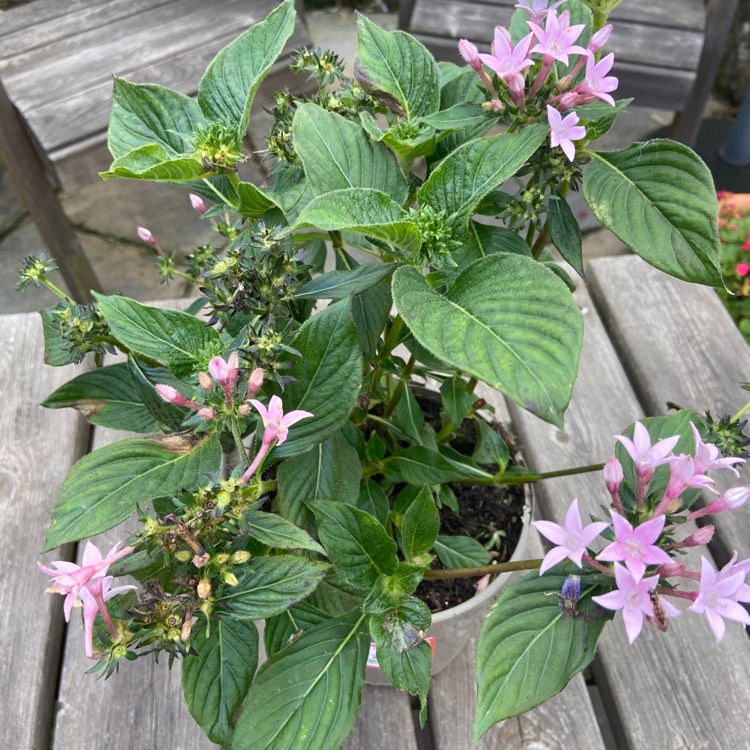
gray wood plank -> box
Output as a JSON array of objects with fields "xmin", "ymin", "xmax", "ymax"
[
  {"xmin": 507, "ymin": 283, "xmax": 750, "ymax": 749},
  {"xmin": 343, "ymin": 686, "xmax": 418, "ymax": 750},
  {"xmin": 429, "ymin": 531, "xmax": 607, "ymax": 750},
  {"xmin": 0, "ymin": 313, "xmax": 93, "ymax": 750},
  {"xmin": 587, "ymin": 254, "xmax": 750, "ymax": 567}
]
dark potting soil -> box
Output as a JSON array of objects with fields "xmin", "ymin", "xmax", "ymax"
[{"xmin": 412, "ymin": 391, "xmax": 528, "ymax": 613}]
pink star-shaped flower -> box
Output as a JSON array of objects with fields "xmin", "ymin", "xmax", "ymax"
[
  {"xmin": 531, "ymin": 498, "xmax": 609, "ymax": 574},
  {"xmin": 576, "ymin": 52, "xmax": 619, "ymax": 106},
  {"xmin": 249, "ymin": 394, "xmax": 312, "ymax": 447},
  {"xmin": 478, "ymin": 26, "xmax": 534, "ymax": 93},
  {"xmin": 515, "ymin": 0, "xmax": 565, "ymax": 24},
  {"xmin": 529, "ymin": 10, "xmax": 587, "ymax": 65},
  {"xmin": 547, "ymin": 105, "xmax": 586, "ymax": 161},
  {"xmin": 690, "ymin": 422, "xmax": 745, "ymax": 476},
  {"xmin": 615, "ymin": 421, "xmax": 679, "ymax": 475},
  {"xmin": 597, "ymin": 511, "xmax": 671, "ymax": 581},
  {"xmin": 79, "ymin": 575, "xmax": 136, "ymax": 658},
  {"xmin": 688, "ymin": 555, "xmax": 750, "ymax": 642},
  {"xmin": 592, "ymin": 564, "xmax": 679, "ymax": 643}
]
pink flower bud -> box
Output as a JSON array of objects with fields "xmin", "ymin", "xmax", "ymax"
[
  {"xmin": 737, "ymin": 262, "xmax": 750, "ymax": 277},
  {"xmin": 198, "ymin": 371, "xmax": 213, "ymax": 391},
  {"xmin": 246, "ymin": 367, "xmax": 265, "ymax": 398},
  {"xmin": 678, "ymin": 525, "xmax": 714, "ymax": 548},
  {"xmin": 658, "ymin": 561, "xmax": 688, "ymax": 578},
  {"xmin": 137, "ymin": 226, "xmax": 157, "ymax": 246},
  {"xmin": 458, "ymin": 39, "xmax": 482, "ymax": 71},
  {"xmin": 588, "ymin": 24, "xmax": 612, "ymax": 54},
  {"xmin": 722, "ymin": 486, "xmax": 750, "ymax": 509},
  {"xmin": 189, "ymin": 193, "xmax": 207, "ymax": 215},
  {"xmin": 603, "ymin": 456, "xmax": 623, "ymax": 492},
  {"xmin": 226, "ymin": 352, "xmax": 240, "ymax": 386},
  {"xmin": 209, "ymin": 356, "xmax": 231, "ymax": 385},
  {"xmin": 556, "ymin": 91, "xmax": 579, "ymax": 110},
  {"xmin": 238, "ymin": 403, "xmax": 251, "ymax": 417},
  {"xmin": 197, "ymin": 407, "xmax": 216, "ymax": 421}
]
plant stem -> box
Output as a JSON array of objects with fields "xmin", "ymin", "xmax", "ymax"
[
  {"xmin": 731, "ymin": 400, "xmax": 750, "ymax": 423},
  {"xmin": 494, "ymin": 462, "xmax": 605, "ymax": 486},
  {"xmin": 40, "ymin": 276, "xmax": 75, "ymax": 304},
  {"xmin": 530, "ymin": 219, "xmax": 550, "ymax": 259},
  {"xmin": 230, "ymin": 418, "xmax": 250, "ymax": 465},
  {"xmin": 380, "ymin": 315, "xmax": 405, "ymax": 361},
  {"xmin": 422, "ymin": 558, "xmax": 543, "ymax": 580}
]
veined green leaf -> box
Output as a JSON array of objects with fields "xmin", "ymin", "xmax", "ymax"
[
  {"xmin": 41, "ymin": 362, "xmax": 160, "ymax": 433},
  {"xmin": 309, "ymin": 499, "xmax": 398, "ymax": 589},
  {"xmin": 182, "ymin": 617, "xmax": 258, "ymax": 746},
  {"xmin": 232, "ymin": 612, "xmax": 369, "ymax": 750},
  {"xmin": 219, "ymin": 556, "xmax": 331, "ymax": 619},
  {"xmin": 198, "ymin": 0, "xmax": 296, "ymax": 138},
  {"xmin": 419, "ymin": 125, "xmax": 547, "ymax": 232},
  {"xmin": 245, "ymin": 510, "xmax": 326, "ymax": 555},
  {"xmin": 548, "ymin": 195, "xmax": 583, "ymax": 278},
  {"xmin": 273, "ymin": 300, "xmax": 363, "ymax": 458},
  {"xmin": 434, "ymin": 535, "xmax": 491, "ymax": 568},
  {"xmin": 292, "ymin": 103, "xmax": 408, "ymax": 201},
  {"xmin": 95, "ymin": 294, "xmax": 221, "ymax": 379},
  {"xmin": 400, "ymin": 485, "xmax": 439, "ymax": 561},
  {"xmin": 294, "ymin": 188, "xmax": 421, "ymax": 255},
  {"xmin": 107, "ymin": 78, "xmax": 205, "ymax": 159},
  {"xmin": 583, "ymin": 140, "xmax": 722, "ymax": 286},
  {"xmin": 354, "ymin": 14, "xmax": 440, "ymax": 119},
  {"xmin": 100, "ymin": 144, "xmax": 203, "ymax": 182},
  {"xmin": 296, "ymin": 261, "xmax": 401, "ymax": 300},
  {"xmin": 44, "ymin": 433, "xmax": 221, "ymax": 550},
  {"xmin": 421, "ymin": 102, "xmax": 488, "ymax": 131},
  {"xmin": 236, "ymin": 181, "xmax": 277, "ymax": 218},
  {"xmin": 474, "ymin": 566, "xmax": 611, "ymax": 739},
  {"xmin": 392, "ymin": 255, "xmax": 583, "ymax": 427}
]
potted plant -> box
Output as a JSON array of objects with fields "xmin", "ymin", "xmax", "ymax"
[
  {"xmin": 25, "ymin": 0, "xmax": 750, "ymax": 748},
  {"xmin": 716, "ymin": 190, "xmax": 750, "ymax": 342}
]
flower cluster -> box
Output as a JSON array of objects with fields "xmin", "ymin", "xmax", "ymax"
[
  {"xmin": 532, "ymin": 421, "xmax": 750, "ymax": 643},
  {"xmin": 460, "ymin": 1, "xmax": 618, "ymax": 162}
]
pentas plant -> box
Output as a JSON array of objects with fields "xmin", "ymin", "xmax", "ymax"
[{"xmin": 23, "ymin": 0, "xmax": 740, "ymax": 748}]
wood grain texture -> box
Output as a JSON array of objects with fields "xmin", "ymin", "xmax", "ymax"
[
  {"xmin": 587, "ymin": 255, "xmax": 750, "ymax": 567},
  {"xmin": 429, "ymin": 532, "xmax": 607, "ymax": 750},
  {"xmin": 507, "ymin": 283, "xmax": 750, "ymax": 750},
  {"xmin": 343, "ymin": 686, "xmax": 418, "ymax": 750},
  {"xmin": 0, "ymin": 313, "xmax": 93, "ymax": 750}
]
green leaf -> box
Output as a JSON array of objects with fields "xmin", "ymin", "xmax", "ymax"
[
  {"xmin": 126, "ymin": 356, "xmax": 188, "ymax": 432},
  {"xmin": 198, "ymin": 0, "xmax": 296, "ymax": 139},
  {"xmin": 41, "ymin": 363, "xmax": 160, "ymax": 433},
  {"xmin": 236, "ymin": 181, "xmax": 277, "ymax": 218},
  {"xmin": 275, "ymin": 432, "xmax": 362, "ymax": 527},
  {"xmin": 354, "ymin": 14, "xmax": 440, "ymax": 119},
  {"xmin": 394, "ymin": 385, "xmax": 425, "ymax": 443},
  {"xmin": 293, "ymin": 103, "xmax": 408, "ymax": 202},
  {"xmin": 384, "ymin": 445, "xmax": 490, "ymax": 484},
  {"xmin": 548, "ymin": 195, "xmax": 583, "ymax": 278},
  {"xmin": 264, "ymin": 602, "xmax": 331, "ymax": 657},
  {"xmin": 95, "ymin": 294, "xmax": 221, "ymax": 379},
  {"xmin": 473, "ymin": 566, "xmax": 611, "ymax": 739},
  {"xmin": 400, "ymin": 485, "xmax": 439, "ymax": 561},
  {"xmin": 182, "ymin": 617, "xmax": 258, "ymax": 747},
  {"xmin": 107, "ymin": 77, "xmax": 205, "ymax": 159},
  {"xmin": 421, "ymin": 102, "xmax": 488, "ymax": 131},
  {"xmin": 219, "ymin": 556, "xmax": 331, "ymax": 619},
  {"xmin": 575, "ymin": 98, "xmax": 633, "ymax": 141},
  {"xmin": 44, "ymin": 434, "xmax": 221, "ymax": 550},
  {"xmin": 440, "ymin": 376, "xmax": 472, "ymax": 425},
  {"xmin": 583, "ymin": 140, "xmax": 722, "ymax": 286},
  {"xmin": 472, "ymin": 418, "xmax": 510, "ymax": 472},
  {"xmin": 245, "ymin": 510, "xmax": 326, "ymax": 555},
  {"xmin": 309, "ymin": 499, "xmax": 398, "ymax": 589},
  {"xmin": 392, "ymin": 255, "xmax": 583, "ymax": 427},
  {"xmin": 273, "ymin": 300, "xmax": 363, "ymax": 458},
  {"xmin": 434, "ymin": 535, "xmax": 491, "ymax": 569},
  {"xmin": 100, "ymin": 144, "xmax": 203, "ymax": 182},
  {"xmin": 352, "ymin": 279, "xmax": 392, "ymax": 363},
  {"xmin": 419, "ymin": 125, "xmax": 547, "ymax": 232},
  {"xmin": 232, "ymin": 612, "xmax": 369, "ymax": 750},
  {"xmin": 296, "ymin": 260, "xmax": 401, "ymax": 300},
  {"xmin": 360, "ymin": 113, "xmax": 439, "ymax": 162},
  {"xmin": 354, "ymin": 479, "xmax": 390, "ymax": 527},
  {"xmin": 40, "ymin": 305, "xmax": 78, "ymax": 366},
  {"xmin": 294, "ymin": 188, "xmax": 421, "ymax": 255},
  {"xmin": 456, "ymin": 221, "xmax": 532, "ymax": 269}
]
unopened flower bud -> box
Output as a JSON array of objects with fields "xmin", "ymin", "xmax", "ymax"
[
  {"xmin": 197, "ymin": 407, "xmax": 216, "ymax": 421},
  {"xmin": 232, "ymin": 551, "xmax": 251, "ymax": 564},
  {"xmin": 246, "ymin": 367, "xmax": 265, "ymax": 398},
  {"xmin": 557, "ymin": 91, "xmax": 579, "ymax": 110},
  {"xmin": 137, "ymin": 226, "xmax": 157, "ymax": 246},
  {"xmin": 197, "ymin": 578, "xmax": 212, "ymax": 599},
  {"xmin": 721, "ymin": 486, "xmax": 750, "ymax": 509},
  {"xmin": 238, "ymin": 403, "xmax": 251, "ymax": 417},
  {"xmin": 181, "ymin": 610, "xmax": 193, "ymax": 642},
  {"xmin": 175, "ymin": 550, "xmax": 192, "ymax": 562},
  {"xmin": 189, "ymin": 193, "xmax": 207, "ymax": 215},
  {"xmin": 678, "ymin": 525, "xmax": 714, "ymax": 548},
  {"xmin": 222, "ymin": 570, "xmax": 239, "ymax": 587},
  {"xmin": 193, "ymin": 552, "xmax": 210, "ymax": 568},
  {"xmin": 458, "ymin": 38, "xmax": 482, "ymax": 71},
  {"xmin": 603, "ymin": 456, "xmax": 623, "ymax": 493},
  {"xmin": 155, "ymin": 384, "xmax": 198, "ymax": 409},
  {"xmin": 658, "ymin": 561, "xmax": 688, "ymax": 578},
  {"xmin": 209, "ymin": 356, "xmax": 231, "ymax": 385},
  {"xmin": 489, "ymin": 99, "xmax": 504, "ymax": 113},
  {"xmin": 588, "ymin": 24, "xmax": 613, "ymax": 54},
  {"xmin": 475, "ymin": 574, "xmax": 491, "ymax": 593},
  {"xmin": 198, "ymin": 371, "xmax": 213, "ymax": 391},
  {"xmin": 215, "ymin": 553, "xmax": 230, "ymax": 565}
]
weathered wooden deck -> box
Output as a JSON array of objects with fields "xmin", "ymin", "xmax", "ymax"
[{"xmin": 4, "ymin": 254, "xmax": 750, "ymax": 749}]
